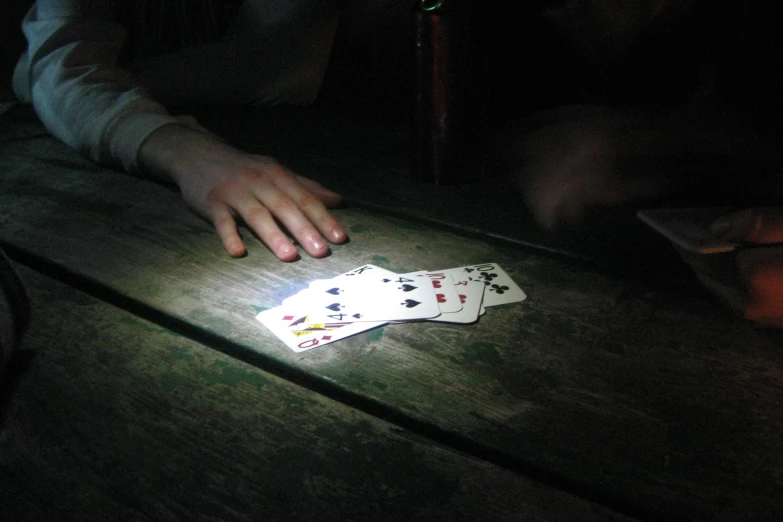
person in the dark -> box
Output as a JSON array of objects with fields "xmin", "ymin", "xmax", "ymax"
[
  {"xmin": 12, "ymin": 0, "xmax": 783, "ymax": 326},
  {"xmin": 497, "ymin": 0, "xmax": 783, "ymax": 327},
  {"xmin": 13, "ymin": 0, "xmax": 352, "ymax": 262}
]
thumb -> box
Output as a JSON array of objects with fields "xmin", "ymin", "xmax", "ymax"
[{"xmin": 709, "ymin": 207, "xmax": 783, "ymax": 244}]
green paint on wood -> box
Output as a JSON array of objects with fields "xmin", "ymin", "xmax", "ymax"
[
  {"xmin": 350, "ymin": 224, "xmax": 368, "ymax": 233},
  {"xmin": 252, "ymin": 305, "xmax": 269, "ymax": 314},
  {"xmin": 462, "ymin": 342, "xmax": 504, "ymax": 367},
  {"xmin": 371, "ymin": 380, "xmax": 388, "ymax": 391},
  {"xmin": 169, "ymin": 346, "xmax": 195, "ymax": 361},
  {"xmin": 366, "ymin": 327, "xmax": 385, "ymax": 342},
  {"xmin": 415, "ymin": 245, "xmax": 425, "ymax": 251},
  {"xmin": 161, "ymin": 373, "xmax": 198, "ymax": 392},
  {"xmin": 370, "ymin": 255, "xmax": 390, "ymax": 268},
  {"xmin": 204, "ymin": 360, "xmax": 269, "ymax": 389},
  {"xmin": 267, "ymin": 420, "xmax": 459, "ymax": 518},
  {"xmin": 369, "ymin": 256, "xmax": 417, "ymax": 274}
]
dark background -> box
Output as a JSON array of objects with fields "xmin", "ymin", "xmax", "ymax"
[{"xmin": 3, "ymin": 1, "xmax": 783, "ymax": 132}]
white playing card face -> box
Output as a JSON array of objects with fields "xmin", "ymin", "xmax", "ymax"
[
  {"xmin": 256, "ymin": 307, "xmax": 385, "ymax": 352},
  {"xmin": 305, "ymin": 273, "xmax": 440, "ymax": 323},
  {"xmin": 339, "ymin": 264, "xmax": 399, "ymax": 280},
  {"xmin": 409, "ymin": 271, "xmax": 463, "ymax": 314},
  {"xmin": 283, "ymin": 264, "xmax": 398, "ymax": 309},
  {"xmin": 636, "ymin": 207, "xmax": 736, "ymax": 254},
  {"xmin": 459, "ymin": 263, "xmax": 526, "ymax": 307},
  {"xmin": 427, "ymin": 273, "xmax": 484, "ymax": 324}
]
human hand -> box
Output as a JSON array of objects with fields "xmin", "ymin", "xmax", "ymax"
[
  {"xmin": 676, "ymin": 208, "xmax": 783, "ymax": 327},
  {"xmin": 139, "ymin": 124, "xmax": 347, "ymax": 260},
  {"xmin": 502, "ymin": 105, "xmax": 669, "ymax": 229}
]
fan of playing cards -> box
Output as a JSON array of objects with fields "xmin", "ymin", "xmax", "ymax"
[{"xmin": 256, "ymin": 263, "xmax": 527, "ymax": 352}]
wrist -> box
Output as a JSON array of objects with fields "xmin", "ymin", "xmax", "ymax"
[{"xmin": 137, "ymin": 123, "xmax": 217, "ymax": 186}]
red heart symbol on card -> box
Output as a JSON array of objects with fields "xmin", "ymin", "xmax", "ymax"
[
  {"xmin": 437, "ymin": 294, "xmax": 446, "ymax": 303},
  {"xmin": 432, "ymin": 281, "xmax": 442, "ymax": 288}
]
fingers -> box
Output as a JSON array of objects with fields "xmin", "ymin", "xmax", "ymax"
[
  {"xmin": 208, "ymin": 203, "xmax": 247, "ymax": 258},
  {"xmin": 736, "ymin": 246, "xmax": 783, "ymax": 327},
  {"xmin": 260, "ymin": 168, "xmax": 347, "ymax": 248},
  {"xmin": 675, "ymin": 243, "xmax": 783, "ymax": 328},
  {"xmin": 214, "ymin": 164, "xmax": 346, "ymax": 260},
  {"xmin": 295, "ymin": 175, "xmax": 344, "ymax": 208},
  {"xmin": 709, "ymin": 207, "xmax": 783, "ymax": 245},
  {"xmin": 197, "ymin": 165, "xmax": 346, "ymax": 260},
  {"xmin": 228, "ymin": 188, "xmax": 301, "ymax": 261}
]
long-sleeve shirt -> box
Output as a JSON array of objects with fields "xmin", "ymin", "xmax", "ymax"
[{"xmin": 13, "ymin": 0, "xmax": 338, "ymax": 173}]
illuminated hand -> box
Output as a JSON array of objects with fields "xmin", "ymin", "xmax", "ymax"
[
  {"xmin": 139, "ymin": 124, "xmax": 347, "ymax": 260},
  {"xmin": 677, "ymin": 208, "xmax": 783, "ymax": 327}
]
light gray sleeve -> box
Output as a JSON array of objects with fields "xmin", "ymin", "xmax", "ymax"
[{"xmin": 12, "ymin": 0, "xmax": 185, "ymax": 173}]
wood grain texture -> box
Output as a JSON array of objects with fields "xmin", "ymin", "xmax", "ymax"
[
  {"xmin": 0, "ymin": 265, "xmax": 628, "ymax": 522},
  {"xmin": 2, "ymin": 107, "xmax": 783, "ymax": 520}
]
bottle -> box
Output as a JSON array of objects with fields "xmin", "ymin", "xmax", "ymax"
[{"xmin": 414, "ymin": 0, "xmax": 484, "ymax": 186}]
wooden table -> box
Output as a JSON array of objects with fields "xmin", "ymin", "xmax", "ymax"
[{"xmin": 1, "ymin": 102, "xmax": 782, "ymax": 521}]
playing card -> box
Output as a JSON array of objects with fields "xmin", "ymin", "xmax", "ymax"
[
  {"xmin": 305, "ymin": 273, "xmax": 440, "ymax": 323},
  {"xmin": 426, "ymin": 269, "xmax": 485, "ymax": 324},
  {"xmin": 256, "ymin": 307, "xmax": 385, "ymax": 352},
  {"xmin": 636, "ymin": 207, "xmax": 736, "ymax": 254},
  {"xmin": 283, "ymin": 264, "xmax": 398, "ymax": 309},
  {"xmin": 406, "ymin": 271, "xmax": 463, "ymax": 314},
  {"xmin": 459, "ymin": 263, "xmax": 526, "ymax": 307}
]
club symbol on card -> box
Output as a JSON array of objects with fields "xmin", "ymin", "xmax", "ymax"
[
  {"xmin": 326, "ymin": 287, "xmax": 343, "ymax": 295},
  {"xmin": 489, "ymin": 284, "xmax": 509, "ymax": 294},
  {"xmin": 398, "ymin": 284, "xmax": 417, "ymax": 292},
  {"xmin": 326, "ymin": 303, "xmax": 344, "ymax": 312},
  {"xmin": 401, "ymin": 299, "xmax": 421, "ymax": 308},
  {"xmin": 478, "ymin": 272, "xmax": 497, "ymax": 285}
]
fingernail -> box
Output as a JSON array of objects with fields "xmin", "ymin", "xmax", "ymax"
[
  {"xmin": 279, "ymin": 243, "xmax": 296, "ymax": 257},
  {"xmin": 330, "ymin": 228, "xmax": 346, "ymax": 242},
  {"xmin": 310, "ymin": 238, "xmax": 326, "ymax": 252}
]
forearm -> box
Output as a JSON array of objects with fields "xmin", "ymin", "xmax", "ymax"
[{"xmin": 14, "ymin": 1, "xmax": 182, "ymax": 172}]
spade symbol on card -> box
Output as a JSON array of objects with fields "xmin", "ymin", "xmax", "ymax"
[
  {"xmin": 382, "ymin": 278, "xmax": 391, "ymax": 283},
  {"xmin": 326, "ymin": 287, "xmax": 343, "ymax": 295},
  {"xmin": 352, "ymin": 313, "xmax": 363, "ymax": 319},
  {"xmin": 401, "ymin": 299, "xmax": 421, "ymax": 308},
  {"xmin": 398, "ymin": 284, "xmax": 417, "ymax": 292},
  {"xmin": 326, "ymin": 303, "xmax": 344, "ymax": 312}
]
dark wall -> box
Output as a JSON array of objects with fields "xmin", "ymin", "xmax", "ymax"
[{"xmin": 0, "ymin": 0, "xmax": 33, "ymax": 88}]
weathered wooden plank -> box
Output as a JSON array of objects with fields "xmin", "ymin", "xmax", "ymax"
[
  {"xmin": 2, "ymin": 109, "xmax": 783, "ymax": 520},
  {"xmin": 0, "ymin": 264, "xmax": 628, "ymax": 522}
]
